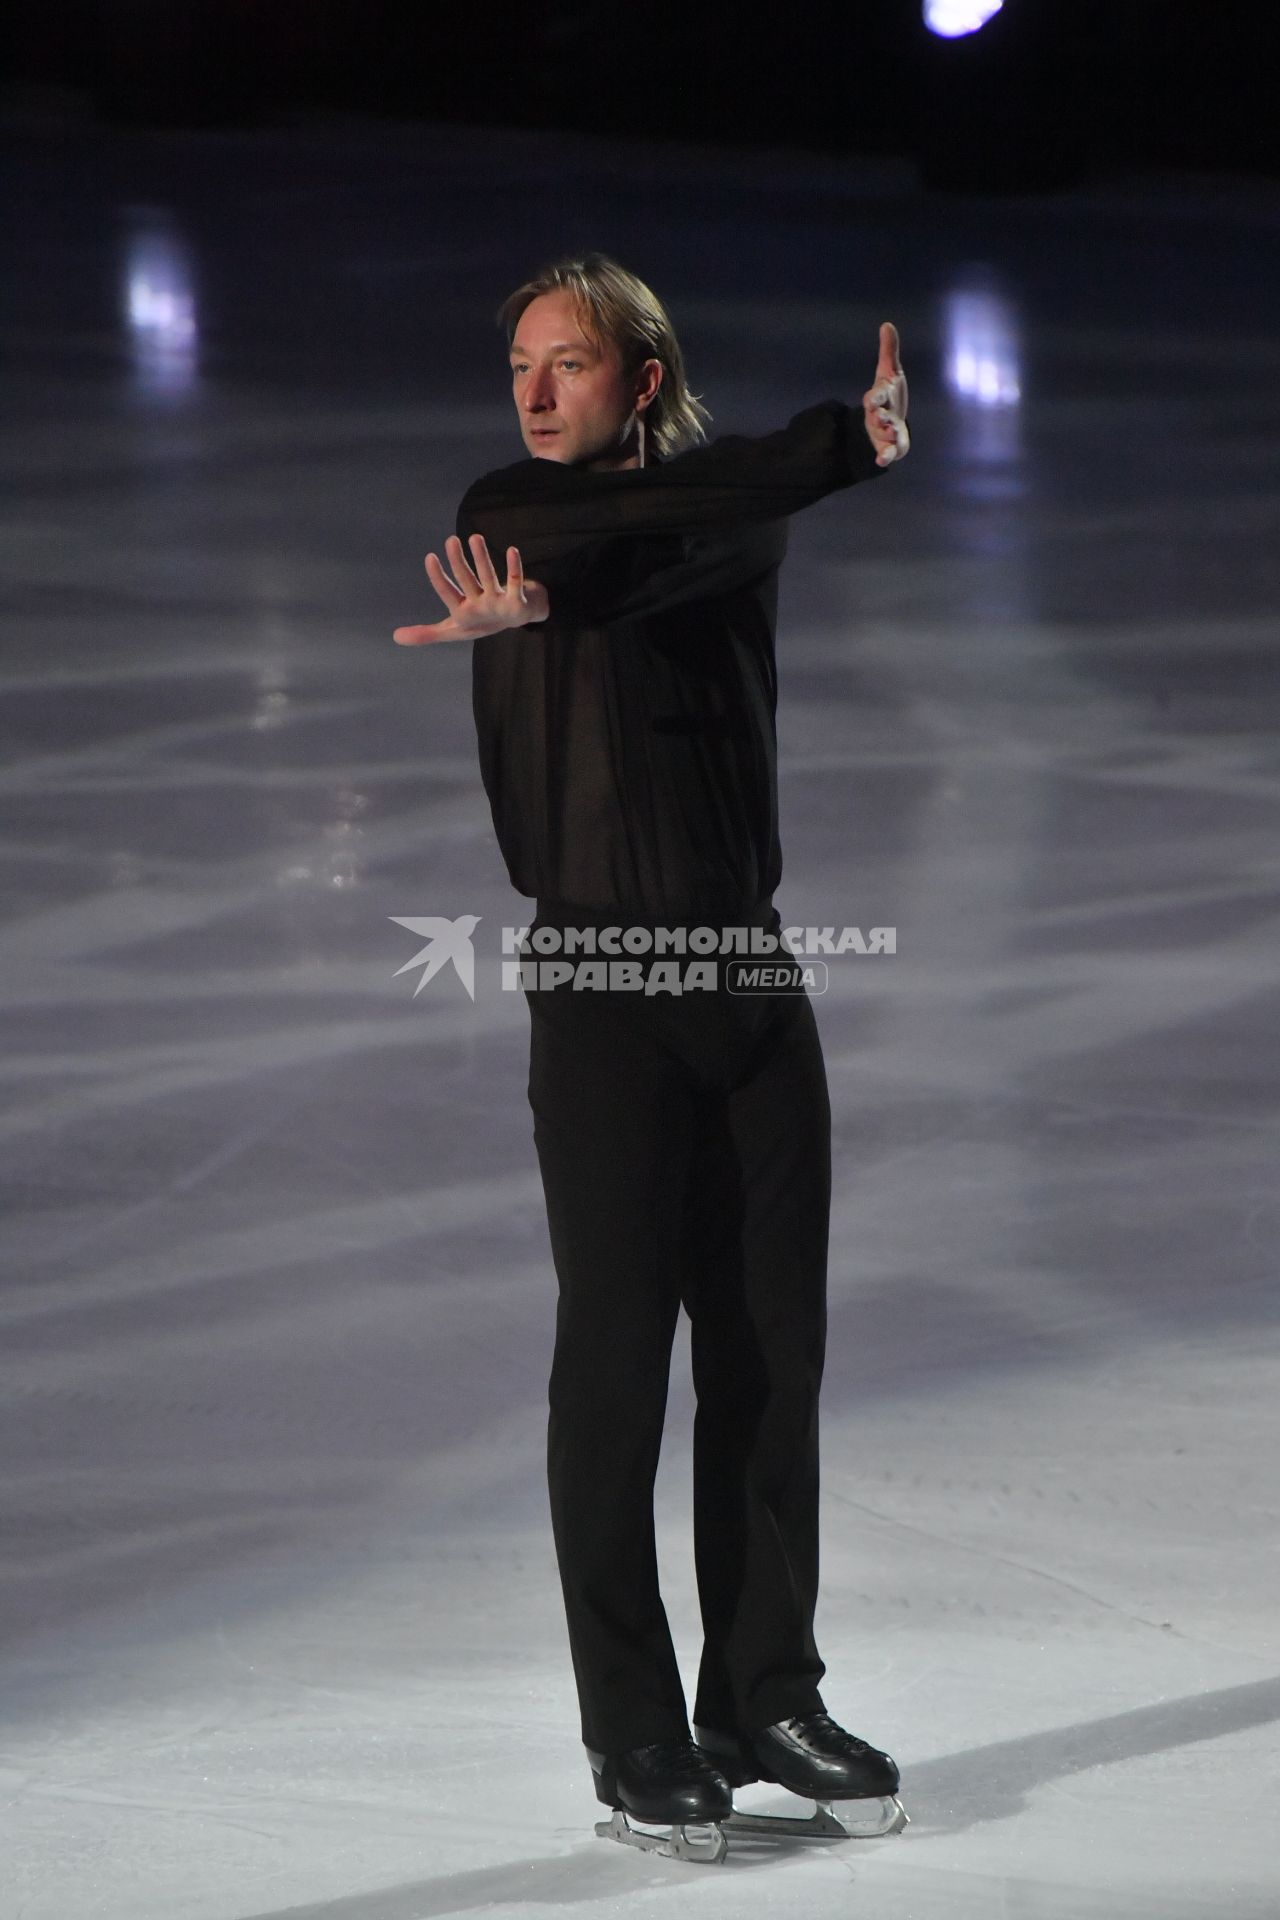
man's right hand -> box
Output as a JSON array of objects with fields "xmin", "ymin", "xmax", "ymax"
[
  {"xmin": 863, "ymin": 321, "xmax": 909, "ymax": 467},
  {"xmin": 393, "ymin": 532, "xmax": 550, "ymax": 645}
]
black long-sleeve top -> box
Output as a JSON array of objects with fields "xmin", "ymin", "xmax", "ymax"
[{"xmin": 455, "ymin": 400, "xmax": 887, "ymax": 924}]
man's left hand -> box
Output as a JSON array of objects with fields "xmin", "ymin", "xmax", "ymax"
[{"xmin": 863, "ymin": 321, "xmax": 910, "ymax": 467}]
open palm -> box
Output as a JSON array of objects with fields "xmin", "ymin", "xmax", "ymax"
[{"xmin": 394, "ymin": 532, "xmax": 549, "ymax": 646}]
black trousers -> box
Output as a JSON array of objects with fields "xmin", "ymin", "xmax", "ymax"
[{"xmin": 522, "ymin": 897, "xmax": 831, "ymax": 1754}]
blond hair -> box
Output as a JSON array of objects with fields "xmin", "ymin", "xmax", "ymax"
[{"xmin": 496, "ymin": 250, "xmax": 712, "ymax": 462}]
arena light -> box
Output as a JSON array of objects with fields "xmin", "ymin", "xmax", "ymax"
[{"xmin": 924, "ymin": 0, "xmax": 1003, "ymax": 37}]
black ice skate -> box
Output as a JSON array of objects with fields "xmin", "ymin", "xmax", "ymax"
[
  {"xmin": 692, "ymin": 1710, "xmax": 909, "ymax": 1841},
  {"xmin": 587, "ymin": 1736, "xmax": 734, "ymax": 1864}
]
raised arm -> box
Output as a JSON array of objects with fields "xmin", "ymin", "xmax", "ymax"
[
  {"xmin": 453, "ymin": 398, "xmax": 888, "ymax": 629},
  {"xmin": 396, "ymin": 326, "xmax": 910, "ymax": 643},
  {"xmin": 460, "ymin": 397, "xmax": 883, "ymax": 548}
]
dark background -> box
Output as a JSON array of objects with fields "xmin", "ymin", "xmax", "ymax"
[{"xmin": 5, "ymin": 0, "xmax": 1277, "ymax": 190}]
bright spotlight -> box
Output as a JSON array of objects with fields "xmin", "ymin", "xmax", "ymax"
[{"xmin": 924, "ymin": 0, "xmax": 1003, "ymax": 36}]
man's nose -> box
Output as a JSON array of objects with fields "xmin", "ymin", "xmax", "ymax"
[{"xmin": 523, "ymin": 372, "xmax": 555, "ymax": 411}]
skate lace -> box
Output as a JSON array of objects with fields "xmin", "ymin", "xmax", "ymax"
[
  {"xmin": 792, "ymin": 1710, "xmax": 873, "ymax": 1758},
  {"xmin": 640, "ymin": 1737, "xmax": 710, "ymax": 1778}
]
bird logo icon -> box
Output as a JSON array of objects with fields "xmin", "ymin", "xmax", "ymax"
[{"xmin": 390, "ymin": 915, "xmax": 481, "ymax": 1000}]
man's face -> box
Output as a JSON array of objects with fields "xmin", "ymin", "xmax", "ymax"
[{"xmin": 509, "ymin": 290, "xmax": 654, "ymax": 467}]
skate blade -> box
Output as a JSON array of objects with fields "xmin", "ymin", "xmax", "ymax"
[
  {"xmin": 722, "ymin": 1793, "xmax": 909, "ymax": 1841},
  {"xmin": 594, "ymin": 1806, "xmax": 728, "ymax": 1865}
]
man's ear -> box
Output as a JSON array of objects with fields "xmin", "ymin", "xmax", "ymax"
[{"xmin": 637, "ymin": 357, "xmax": 663, "ymax": 409}]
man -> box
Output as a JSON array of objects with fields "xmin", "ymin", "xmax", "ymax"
[{"xmin": 395, "ymin": 253, "xmax": 910, "ymax": 1850}]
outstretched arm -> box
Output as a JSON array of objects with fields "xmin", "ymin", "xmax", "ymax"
[
  {"xmin": 459, "ymin": 396, "xmax": 882, "ymax": 555},
  {"xmin": 459, "ymin": 321, "xmax": 909, "ymax": 546},
  {"xmin": 442, "ymin": 400, "xmax": 874, "ymax": 631},
  {"xmin": 394, "ymin": 325, "xmax": 910, "ymax": 642}
]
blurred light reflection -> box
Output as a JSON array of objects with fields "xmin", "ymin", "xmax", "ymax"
[
  {"xmin": 121, "ymin": 211, "xmax": 199, "ymax": 394},
  {"xmin": 942, "ymin": 285, "xmax": 1023, "ymax": 488}
]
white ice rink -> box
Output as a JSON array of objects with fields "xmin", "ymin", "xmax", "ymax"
[{"xmin": 2, "ymin": 108, "xmax": 1278, "ymax": 1918}]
